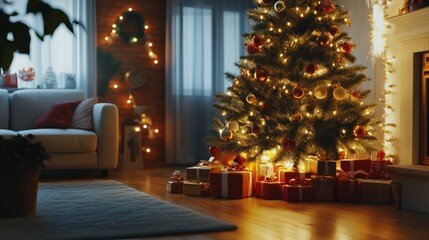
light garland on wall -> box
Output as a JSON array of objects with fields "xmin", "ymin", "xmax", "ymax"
[
  {"xmin": 367, "ymin": 0, "xmax": 397, "ymax": 160},
  {"xmin": 103, "ymin": 8, "xmax": 159, "ymax": 65}
]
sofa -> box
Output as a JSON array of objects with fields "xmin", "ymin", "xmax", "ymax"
[{"xmin": 0, "ymin": 89, "xmax": 119, "ymax": 174}]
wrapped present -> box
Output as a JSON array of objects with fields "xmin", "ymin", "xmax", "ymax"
[
  {"xmin": 311, "ymin": 176, "xmax": 335, "ymax": 201},
  {"xmin": 336, "ymin": 172, "xmax": 360, "ymax": 202},
  {"xmin": 166, "ymin": 170, "xmax": 184, "ymax": 194},
  {"xmin": 277, "ymin": 168, "xmax": 310, "ymax": 183},
  {"xmin": 255, "ymin": 175, "xmax": 286, "ymax": 200},
  {"xmin": 183, "ymin": 180, "xmax": 210, "ymax": 197},
  {"xmin": 337, "ymin": 159, "xmax": 371, "ymax": 179},
  {"xmin": 359, "ymin": 179, "xmax": 393, "ymax": 204},
  {"xmin": 209, "ymin": 170, "xmax": 255, "ymax": 199},
  {"xmin": 304, "ymin": 157, "xmax": 336, "ymax": 176},
  {"xmin": 257, "ymin": 157, "xmax": 274, "ymax": 181},
  {"xmin": 369, "ymin": 160, "xmax": 392, "ymax": 180},
  {"xmin": 186, "ymin": 159, "xmax": 220, "ymax": 182},
  {"xmin": 281, "ymin": 178, "xmax": 314, "ymax": 202}
]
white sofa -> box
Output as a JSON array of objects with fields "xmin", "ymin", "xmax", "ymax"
[{"xmin": 0, "ymin": 89, "xmax": 119, "ymax": 174}]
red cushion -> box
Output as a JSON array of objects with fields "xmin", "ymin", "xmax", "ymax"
[{"xmin": 33, "ymin": 101, "xmax": 81, "ymax": 128}]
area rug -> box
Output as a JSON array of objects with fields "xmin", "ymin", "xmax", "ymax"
[{"xmin": 0, "ymin": 180, "xmax": 236, "ymax": 240}]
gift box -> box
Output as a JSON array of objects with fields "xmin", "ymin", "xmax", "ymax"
[
  {"xmin": 359, "ymin": 179, "xmax": 393, "ymax": 204},
  {"xmin": 304, "ymin": 157, "xmax": 336, "ymax": 176},
  {"xmin": 186, "ymin": 166, "xmax": 212, "ymax": 182},
  {"xmin": 257, "ymin": 161, "xmax": 274, "ymax": 181},
  {"xmin": 209, "ymin": 171, "xmax": 255, "ymax": 199},
  {"xmin": 336, "ymin": 177, "xmax": 360, "ymax": 202},
  {"xmin": 255, "ymin": 181, "xmax": 286, "ymax": 200},
  {"xmin": 337, "ymin": 159, "xmax": 371, "ymax": 178},
  {"xmin": 311, "ymin": 176, "xmax": 335, "ymax": 201},
  {"xmin": 277, "ymin": 168, "xmax": 310, "ymax": 183},
  {"xmin": 166, "ymin": 181, "xmax": 183, "ymax": 194},
  {"xmin": 183, "ymin": 181, "xmax": 210, "ymax": 197},
  {"xmin": 281, "ymin": 184, "xmax": 314, "ymax": 202},
  {"xmin": 369, "ymin": 160, "xmax": 392, "ymax": 180}
]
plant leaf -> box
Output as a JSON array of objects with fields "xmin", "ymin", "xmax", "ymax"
[
  {"xmin": 41, "ymin": 6, "xmax": 74, "ymax": 36},
  {"xmin": 0, "ymin": 41, "xmax": 16, "ymax": 72},
  {"xmin": 11, "ymin": 22, "xmax": 31, "ymax": 54}
]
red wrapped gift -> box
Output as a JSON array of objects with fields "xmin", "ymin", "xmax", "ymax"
[
  {"xmin": 369, "ymin": 160, "xmax": 392, "ymax": 179},
  {"xmin": 2, "ymin": 73, "xmax": 18, "ymax": 87},
  {"xmin": 360, "ymin": 179, "xmax": 393, "ymax": 203},
  {"xmin": 257, "ymin": 160, "xmax": 274, "ymax": 181},
  {"xmin": 281, "ymin": 184, "xmax": 314, "ymax": 202},
  {"xmin": 337, "ymin": 159, "xmax": 371, "ymax": 178},
  {"xmin": 336, "ymin": 174, "xmax": 360, "ymax": 202},
  {"xmin": 311, "ymin": 176, "xmax": 335, "ymax": 201},
  {"xmin": 304, "ymin": 157, "xmax": 336, "ymax": 176},
  {"xmin": 277, "ymin": 168, "xmax": 310, "ymax": 183},
  {"xmin": 210, "ymin": 171, "xmax": 255, "ymax": 199},
  {"xmin": 183, "ymin": 180, "xmax": 210, "ymax": 197},
  {"xmin": 166, "ymin": 170, "xmax": 184, "ymax": 194},
  {"xmin": 255, "ymin": 181, "xmax": 286, "ymax": 200}
]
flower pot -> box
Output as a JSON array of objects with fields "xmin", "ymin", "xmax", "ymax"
[{"xmin": 0, "ymin": 164, "xmax": 40, "ymax": 218}]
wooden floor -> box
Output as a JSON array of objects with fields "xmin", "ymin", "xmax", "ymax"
[{"xmin": 44, "ymin": 166, "xmax": 429, "ymax": 240}]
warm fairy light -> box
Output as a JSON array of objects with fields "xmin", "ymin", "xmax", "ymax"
[
  {"xmin": 154, "ymin": 60, "xmax": 159, "ymax": 64},
  {"xmin": 113, "ymin": 84, "xmax": 118, "ymax": 89},
  {"xmin": 333, "ymin": 110, "xmax": 337, "ymax": 115},
  {"xmin": 128, "ymin": 7, "xmax": 133, "ymax": 11},
  {"xmin": 144, "ymin": 25, "xmax": 149, "ymax": 30},
  {"xmin": 143, "ymin": 124, "xmax": 148, "ymax": 129},
  {"xmin": 145, "ymin": 148, "xmax": 151, "ymax": 153},
  {"xmin": 260, "ymin": 15, "xmax": 264, "ymax": 20},
  {"xmin": 112, "ymin": 24, "xmax": 116, "ymax": 28},
  {"xmin": 369, "ymin": 0, "xmax": 386, "ymax": 60},
  {"xmin": 222, "ymin": 111, "xmax": 227, "ymax": 116},
  {"xmin": 104, "ymin": 36, "xmax": 109, "ymax": 41},
  {"xmin": 148, "ymin": 42, "xmax": 153, "ymax": 47},
  {"xmin": 119, "ymin": 16, "xmax": 123, "ymax": 20},
  {"xmin": 269, "ymin": 27, "xmax": 274, "ymax": 31},
  {"xmin": 131, "ymin": 37, "xmax": 138, "ymax": 43},
  {"xmin": 287, "ymin": 22, "xmax": 291, "ymax": 26},
  {"xmin": 318, "ymin": 17, "xmax": 322, "ymax": 21},
  {"xmin": 112, "ymin": 29, "xmax": 116, "ymax": 34},
  {"xmin": 127, "ymin": 99, "xmax": 132, "ymax": 104},
  {"xmin": 155, "ymin": 129, "xmax": 159, "ymax": 134},
  {"xmin": 278, "ymin": 28, "xmax": 282, "ymax": 33},
  {"xmin": 300, "ymin": 13, "xmax": 304, "ymax": 18},
  {"xmin": 342, "ymin": 129, "xmax": 346, "ymax": 134},
  {"xmin": 134, "ymin": 126, "xmax": 141, "ymax": 132},
  {"xmin": 149, "ymin": 51, "xmax": 154, "ymax": 56}
]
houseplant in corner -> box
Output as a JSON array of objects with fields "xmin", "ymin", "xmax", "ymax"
[{"xmin": 0, "ymin": 134, "xmax": 50, "ymax": 218}]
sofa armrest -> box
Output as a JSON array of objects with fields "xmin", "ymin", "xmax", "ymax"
[{"xmin": 93, "ymin": 103, "xmax": 119, "ymax": 169}]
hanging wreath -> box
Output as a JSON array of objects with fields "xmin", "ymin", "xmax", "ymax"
[{"xmin": 114, "ymin": 11, "xmax": 145, "ymax": 44}]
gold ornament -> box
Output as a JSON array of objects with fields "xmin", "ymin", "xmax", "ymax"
[
  {"xmin": 314, "ymin": 85, "xmax": 328, "ymax": 99},
  {"xmin": 226, "ymin": 121, "xmax": 239, "ymax": 132},
  {"xmin": 292, "ymin": 112, "xmax": 303, "ymax": 121},
  {"xmin": 254, "ymin": 68, "xmax": 269, "ymax": 82},
  {"xmin": 220, "ymin": 127, "xmax": 233, "ymax": 141},
  {"xmin": 292, "ymin": 86, "xmax": 305, "ymax": 99},
  {"xmin": 333, "ymin": 85, "xmax": 347, "ymax": 100},
  {"xmin": 274, "ymin": 1, "xmax": 286, "ymax": 12},
  {"xmin": 246, "ymin": 94, "xmax": 257, "ymax": 104},
  {"xmin": 317, "ymin": 33, "xmax": 330, "ymax": 46},
  {"xmin": 353, "ymin": 125, "xmax": 366, "ymax": 138}
]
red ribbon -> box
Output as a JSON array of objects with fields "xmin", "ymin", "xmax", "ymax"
[
  {"xmin": 337, "ymin": 168, "xmax": 369, "ymax": 180},
  {"xmin": 170, "ymin": 170, "xmax": 184, "ymax": 183},
  {"xmin": 288, "ymin": 177, "xmax": 311, "ymax": 186}
]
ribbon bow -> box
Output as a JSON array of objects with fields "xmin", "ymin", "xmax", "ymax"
[
  {"xmin": 170, "ymin": 170, "xmax": 184, "ymax": 183},
  {"xmin": 264, "ymin": 171, "xmax": 278, "ymax": 182},
  {"xmin": 196, "ymin": 159, "xmax": 219, "ymax": 167},
  {"xmin": 337, "ymin": 169, "xmax": 369, "ymax": 180},
  {"xmin": 288, "ymin": 177, "xmax": 311, "ymax": 186}
]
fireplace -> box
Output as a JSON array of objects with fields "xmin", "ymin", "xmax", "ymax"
[{"xmin": 421, "ymin": 53, "xmax": 429, "ymax": 165}]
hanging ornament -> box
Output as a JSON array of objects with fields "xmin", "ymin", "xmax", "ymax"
[
  {"xmin": 246, "ymin": 43, "xmax": 260, "ymax": 54},
  {"xmin": 329, "ymin": 26, "xmax": 339, "ymax": 36},
  {"xmin": 336, "ymin": 57, "xmax": 345, "ymax": 64},
  {"xmin": 246, "ymin": 94, "xmax": 257, "ymax": 104},
  {"xmin": 282, "ymin": 137, "xmax": 295, "ymax": 152},
  {"xmin": 274, "ymin": 1, "xmax": 286, "ymax": 12},
  {"xmin": 342, "ymin": 42, "xmax": 352, "ymax": 53},
  {"xmin": 333, "ymin": 85, "xmax": 347, "ymax": 100},
  {"xmin": 292, "ymin": 112, "xmax": 303, "ymax": 121},
  {"xmin": 220, "ymin": 127, "xmax": 233, "ymax": 141},
  {"xmin": 353, "ymin": 125, "xmax": 366, "ymax": 138},
  {"xmin": 233, "ymin": 154, "xmax": 245, "ymax": 165},
  {"xmin": 261, "ymin": 101, "xmax": 271, "ymax": 111},
  {"xmin": 317, "ymin": 33, "xmax": 330, "ymax": 46},
  {"xmin": 253, "ymin": 35, "xmax": 263, "ymax": 46},
  {"xmin": 352, "ymin": 91, "xmax": 360, "ymax": 100},
  {"xmin": 208, "ymin": 145, "xmax": 218, "ymax": 157},
  {"xmin": 251, "ymin": 124, "xmax": 261, "ymax": 134},
  {"xmin": 305, "ymin": 64, "xmax": 318, "ymax": 74},
  {"xmin": 226, "ymin": 121, "xmax": 239, "ymax": 132},
  {"xmin": 254, "ymin": 68, "xmax": 269, "ymax": 82},
  {"xmin": 318, "ymin": 0, "xmax": 336, "ymax": 14},
  {"xmin": 292, "ymin": 86, "xmax": 305, "ymax": 99},
  {"xmin": 314, "ymin": 85, "xmax": 328, "ymax": 99},
  {"xmin": 376, "ymin": 150, "xmax": 386, "ymax": 160}
]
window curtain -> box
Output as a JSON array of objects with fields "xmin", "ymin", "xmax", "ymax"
[
  {"xmin": 8, "ymin": 0, "xmax": 96, "ymax": 97},
  {"xmin": 166, "ymin": 0, "xmax": 252, "ymax": 164}
]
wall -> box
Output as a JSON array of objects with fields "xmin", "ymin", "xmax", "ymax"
[{"xmin": 96, "ymin": 0, "xmax": 166, "ymax": 167}]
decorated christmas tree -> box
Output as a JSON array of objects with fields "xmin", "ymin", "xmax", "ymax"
[{"xmin": 205, "ymin": 0, "xmax": 379, "ymax": 167}]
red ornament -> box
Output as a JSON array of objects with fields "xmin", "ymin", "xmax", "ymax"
[
  {"xmin": 253, "ymin": 35, "xmax": 263, "ymax": 46},
  {"xmin": 352, "ymin": 91, "xmax": 360, "ymax": 99},
  {"xmin": 342, "ymin": 42, "xmax": 352, "ymax": 53},
  {"xmin": 208, "ymin": 145, "xmax": 218, "ymax": 157},
  {"xmin": 329, "ymin": 26, "xmax": 339, "ymax": 36},
  {"xmin": 317, "ymin": 33, "xmax": 330, "ymax": 46},
  {"xmin": 282, "ymin": 137, "xmax": 295, "ymax": 152},
  {"xmin": 252, "ymin": 124, "xmax": 261, "ymax": 134},
  {"xmin": 234, "ymin": 154, "xmax": 245, "ymax": 165},
  {"xmin": 318, "ymin": 0, "xmax": 336, "ymax": 14},
  {"xmin": 305, "ymin": 64, "xmax": 318, "ymax": 74},
  {"xmin": 377, "ymin": 150, "xmax": 386, "ymax": 160},
  {"xmin": 254, "ymin": 68, "xmax": 269, "ymax": 82},
  {"xmin": 353, "ymin": 125, "xmax": 366, "ymax": 138},
  {"xmin": 246, "ymin": 43, "xmax": 260, "ymax": 54}
]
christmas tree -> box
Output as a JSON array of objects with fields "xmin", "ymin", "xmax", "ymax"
[{"xmin": 205, "ymin": 0, "xmax": 379, "ymax": 166}]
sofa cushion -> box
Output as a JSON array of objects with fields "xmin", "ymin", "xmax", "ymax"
[
  {"xmin": 0, "ymin": 129, "xmax": 17, "ymax": 138},
  {"xmin": 70, "ymin": 97, "xmax": 98, "ymax": 130},
  {"xmin": 33, "ymin": 101, "xmax": 81, "ymax": 129},
  {"xmin": 18, "ymin": 129, "xmax": 97, "ymax": 153}
]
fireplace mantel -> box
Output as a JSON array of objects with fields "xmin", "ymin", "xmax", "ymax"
[{"xmin": 387, "ymin": 7, "xmax": 429, "ymax": 42}]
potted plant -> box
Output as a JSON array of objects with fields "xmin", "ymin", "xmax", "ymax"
[{"xmin": 0, "ymin": 134, "xmax": 50, "ymax": 218}]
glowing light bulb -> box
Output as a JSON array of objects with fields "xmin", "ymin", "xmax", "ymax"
[
  {"xmin": 112, "ymin": 24, "xmax": 116, "ymax": 28},
  {"xmin": 154, "ymin": 60, "xmax": 159, "ymax": 64},
  {"xmin": 146, "ymin": 148, "xmax": 151, "ymax": 153},
  {"xmin": 144, "ymin": 25, "xmax": 149, "ymax": 30},
  {"xmin": 155, "ymin": 129, "xmax": 159, "ymax": 133},
  {"xmin": 148, "ymin": 42, "xmax": 153, "ymax": 47},
  {"xmin": 134, "ymin": 127, "xmax": 141, "ymax": 132},
  {"xmin": 113, "ymin": 84, "xmax": 118, "ymax": 89},
  {"xmin": 119, "ymin": 16, "xmax": 123, "ymax": 20},
  {"xmin": 128, "ymin": 7, "xmax": 133, "ymax": 11}
]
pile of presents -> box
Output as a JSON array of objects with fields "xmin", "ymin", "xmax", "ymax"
[{"xmin": 167, "ymin": 150, "xmax": 395, "ymax": 204}]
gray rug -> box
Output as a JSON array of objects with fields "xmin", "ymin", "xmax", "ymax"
[{"xmin": 0, "ymin": 180, "xmax": 236, "ymax": 240}]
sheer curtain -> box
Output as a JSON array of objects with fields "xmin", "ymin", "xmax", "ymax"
[
  {"xmin": 166, "ymin": 0, "xmax": 252, "ymax": 164},
  {"xmin": 7, "ymin": 0, "xmax": 96, "ymax": 97}
]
